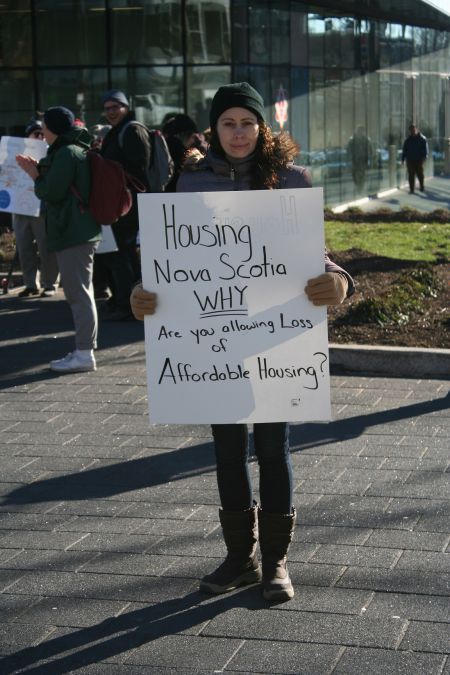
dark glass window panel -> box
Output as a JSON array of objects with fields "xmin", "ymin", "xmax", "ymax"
[
  {"xmin": 186, "ymin": 1, "xmax": 231, "ymax": 64},
  {"xmin": 35, "ymin": 0, "xmax": 107, "ymax": 66},
  {"xmin": 232, "ymin": 0, "xmax": 248, "ymax": 64},
  {"xmin": 271, "ymin": 3, "xmax": 290, "ymax": 64},
  {"xmin": 0, "ymin": 1, "xmax": 32, "ymax": 68},
  {"xmin": 291, "ymin": 67, "xmax": 309, "ymax": 156},
  {"xmin": 110, "ymin": 1, "xmax": 182, "ymax": 66},
  {"xmin": 291, "ymin": 4, "xmax": 308, "ymax": 67},
  {"xmin": 0, "ymin": 70, "xmax": 35, "ymax": 135},
  {"xmin": 37, "ymin": 68, "xmax": 108, "ymax": 128},
  {"xmin": 249, "ymin": 1, "xmax": 270, "ymax": 65}
]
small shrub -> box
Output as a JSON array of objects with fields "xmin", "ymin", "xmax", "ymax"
[{"xmin": 342, "ymin": 265, "xmax": 442, "ymax": 327}]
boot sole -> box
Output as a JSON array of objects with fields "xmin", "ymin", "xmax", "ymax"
[
  {"xmin": 263, "ymin": 585, "xmax": 294, "ymax": 602},
  {"xmin": 199, "ymin": 568, "xmax": 262, "ymax": 594}
]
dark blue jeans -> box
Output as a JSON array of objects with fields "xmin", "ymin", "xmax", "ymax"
[{"xmin": 211, "ymin": 422, "xmax": 293, "ymax": 514}]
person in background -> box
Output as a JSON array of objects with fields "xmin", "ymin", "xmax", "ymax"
[
  {"xmin": 347, "ymin": 125, "xmax": 373, "ymax": 194},
  {"xmin": 13, "ymin": 120, "xmax": 59, "ymax": 298},
  {"xmin": 16, "ymin": 106, "xmax": 101, "ymax": 373},
  {"xmin": 96, "ymin": 89, "xmax": 151, "ymax": 321},
  {"xmin": 130, "ymin": 82, "xmax": 354, "ymax": 602},
  {"xmin": 401, "ymin": 123, "xmax": 428, "ymax": 194},
  {"xmin": 162, "ymin": 113, "xmax": 207, "ymax": 192}
]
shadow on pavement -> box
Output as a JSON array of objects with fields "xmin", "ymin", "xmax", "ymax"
[
  {"xmin": 0, "ymin": 588, "xmax": 266, "ymax": 674},
  {"xmin": 0, "ymin": 296, "xmax": 144, "ymax": 390},
  {"xmin": 2, "ymin": 440, "xmax": 216, "ymax": 505},
  {"xmin": 291, "ymin": 390, "xmax": 450, "ymax": 451},
  {"xmin": 3, "ymin": 391, "xmax": 448, "ymax": 507}
]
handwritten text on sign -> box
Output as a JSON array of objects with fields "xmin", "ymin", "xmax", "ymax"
[{"xmin": 138, "ymin": 189, "xmax": 331, "ymax": 424}]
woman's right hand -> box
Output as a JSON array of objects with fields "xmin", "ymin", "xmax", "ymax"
[{"xmin": 130, "ymin": 284, "xmax": 157, "ymax": 321}]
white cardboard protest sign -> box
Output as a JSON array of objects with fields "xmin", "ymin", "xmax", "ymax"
[
  {"xmin": 0, "ymin": 136, "xmax": 47, "ymax": 216},
  {"xmin": 138, "ymin": 188, "xmax": 331, "ymax": 424}
]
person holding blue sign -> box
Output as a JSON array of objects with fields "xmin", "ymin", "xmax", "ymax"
[
  {"xmin": 131, "ymin": 83, "xmax": 354, "ymax": 602},
  {"xmin": 12, "ymin": 120, "xmax": 59, "ymax": 298},
  {"xmin": 16, "ymin": 106, "xmax": 101, "ymax": 373}
]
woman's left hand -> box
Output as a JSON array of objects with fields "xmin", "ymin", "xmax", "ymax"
[
  {"xmin": 305, "ymin": 272, "xmax": 348, "ymax": 306},
  {"xmin": 16, "ymin": 154, "xmax": 39, "ymax": 180}
]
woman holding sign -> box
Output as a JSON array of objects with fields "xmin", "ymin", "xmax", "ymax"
[{"xmin": 131, "ymin": 83, "xmax": 354, "ymax": 602}]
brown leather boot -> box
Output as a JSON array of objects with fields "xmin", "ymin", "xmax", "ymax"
[
  {"xmin": 199, "ymin": 505, "xmax": 262, "ymax": 594},
  {"xmin": 259, "ymin": 507, "xmax": 296, "ymax": 601}
]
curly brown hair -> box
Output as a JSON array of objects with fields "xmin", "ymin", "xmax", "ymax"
[{"xmin": 210, "ymin": 121, "xmax": 300, "ymax": 189}]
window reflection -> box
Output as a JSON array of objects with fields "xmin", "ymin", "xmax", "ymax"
[
  {"xmin": 186, "ymin": 1, "xmax": 230, "ymax": 64},
  {"xmin": 308, "ymin": 13, "xmax": 325, "ymax": 66},
  {"xmin": 110, "ymin": 1, "xmax": 182, "ymax": 65}
]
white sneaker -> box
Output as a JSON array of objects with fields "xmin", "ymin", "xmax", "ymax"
[
  {"xmin": 49, "ymin": 351, "xmax": 96, "ymax": 373},
  {"xmin": 41, "ymin": 288, "xmax": 56, "ymax": 297}
]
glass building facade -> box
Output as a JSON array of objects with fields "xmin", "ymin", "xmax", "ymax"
[{"xmin": 1, "ymin": 0, "xmax": 449, "ymax": 206}]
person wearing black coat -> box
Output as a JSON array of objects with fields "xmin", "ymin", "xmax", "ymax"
[
  {"xmin": 96, "ymin": 89, "xmax": 151, "ymax": 320},
  {"xmin": 401, "ymin": 124, "xmax": 428, "ymax": 194}
]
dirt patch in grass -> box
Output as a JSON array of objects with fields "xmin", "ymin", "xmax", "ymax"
[{"xmin": 328, "ymin": 249, "xmax": 450, "ymax": 349}]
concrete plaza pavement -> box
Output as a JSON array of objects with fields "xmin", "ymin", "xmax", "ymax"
[
  {"xmin": 333, "ymin": 174, "xmax": 450, "ymax": 213},
  {"xmin": 0, "ymin": 289, "xmax": 449, "ymax": 674}
]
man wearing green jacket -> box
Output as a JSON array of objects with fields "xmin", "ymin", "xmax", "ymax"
[{"xmin": 16, "ymin": 106, "xmax": 101, "ymax": 373}]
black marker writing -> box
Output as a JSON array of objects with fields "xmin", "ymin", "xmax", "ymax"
[{"xmin": 163, "ymin": 204, "xmax": 253, "ymax": 261}]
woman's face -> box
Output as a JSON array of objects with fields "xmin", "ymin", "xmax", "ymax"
[
  {"xmin": 216, "ymin": 107, "xmax": 259, "ymax": 159},
  {"xmin": 42, "ymin": 122, "xmax": 57, "ymax": 146}
]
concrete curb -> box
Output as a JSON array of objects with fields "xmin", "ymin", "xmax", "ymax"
[{"xmin": 330, "ymin": 343, "xmax": 450, "ymax": 378}]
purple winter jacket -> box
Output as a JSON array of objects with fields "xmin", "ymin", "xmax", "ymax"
[{"xmin": 177, "ymin": 150, "xmax": 355, "ymax": 294}]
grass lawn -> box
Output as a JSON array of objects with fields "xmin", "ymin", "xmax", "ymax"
[{"xmin": 325, "ymin": 221, "xmax": 449, "ymax": 262}]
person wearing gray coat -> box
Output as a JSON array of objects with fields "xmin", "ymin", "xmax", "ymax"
[{"xmin": 130, "ymin": 82, "xmax": 354, "ymax": 603}]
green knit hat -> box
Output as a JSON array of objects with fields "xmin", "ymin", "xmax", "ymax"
[{"xmin": 209, "ymin": 82, "xmax": 265, "ymax": 127}]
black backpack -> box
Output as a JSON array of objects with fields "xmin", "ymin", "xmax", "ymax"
[{"xmin": 118, "ymin": 121, "xmax": 174, "ymax": 193}]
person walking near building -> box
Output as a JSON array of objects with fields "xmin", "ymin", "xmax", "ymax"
[
  {"xmin": 401, "ymin": 123, "xmax": 428, "ymax": 193},
  {"xmin": 130, "ymin": 82, "xmax": 354, "ymax": 602},
  {"xmin": 347, "ymin": 125, "xmax": 373, "ymax": 194},
  {"xmin": 96, "ymin": 89, "xmax": 151, "ymax": 320},
  {"xmin": 13, "ymin": 120, "xmax": 59, "ymax": 298},
  {"xmin": 16, "ymin": 106, "xmax": 101, "ymax": 373}
]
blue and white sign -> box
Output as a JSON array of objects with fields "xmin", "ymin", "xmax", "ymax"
[{"xmin": 0, "ymin": 136, "xmax": 47, "ymax": 216}]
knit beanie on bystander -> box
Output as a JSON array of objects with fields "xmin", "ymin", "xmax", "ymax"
[{"xmin": 43, "ymin": 106, "xmax": 75, "ymax": 135}]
